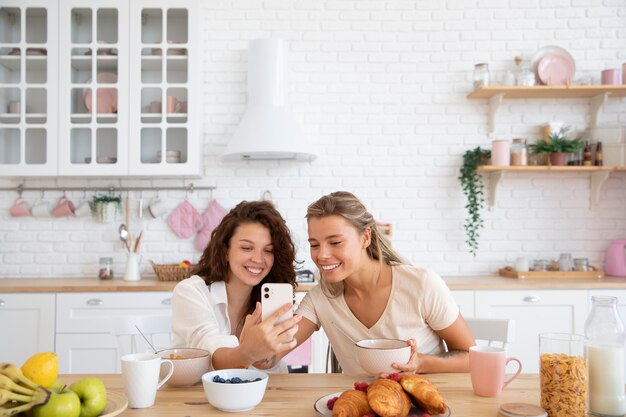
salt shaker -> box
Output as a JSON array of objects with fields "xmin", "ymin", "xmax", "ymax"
[{"xmin": 584, "ymin": 296, "xmax": 626, "ymax": 416}]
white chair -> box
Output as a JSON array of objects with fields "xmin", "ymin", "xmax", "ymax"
[
  {"xmin": 110, "ymin": 315, "xmax": 172, "ymax": 369},
  {"xmin": 466, "ymin": 317, "xmax": 515, "ymax": 349}
]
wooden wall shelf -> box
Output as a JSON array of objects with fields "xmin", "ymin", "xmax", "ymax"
[
  {"xmin": 467, "ymin": 86, "xmax": 626, "ymax": 134},
  {"xmin": 476, "ymin": 165, "xmax": 626, "ymax": 210}
]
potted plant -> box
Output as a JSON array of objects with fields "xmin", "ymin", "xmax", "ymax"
[
  {"xmin": 459, "ymin": 147, "xmax": 491, "ymax": 257},
  {"xmin": 90, "ymin": 194, "xmax": 122, "ymax": 223},
  {"xmin": 529, "ymin": 126, "xmax": 583, "ymax": 166}
]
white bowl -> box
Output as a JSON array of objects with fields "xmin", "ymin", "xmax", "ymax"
[
  {"xmin": 158, "ymin": 348, "xmax": 211, "ymax": 387},
  {"xmin": 201, "ymin": 369, "xmax": 268, "ymax": 412},
  {"xmin": 355, "ymin": 338, "xmax": 411, "ymax": 375}
]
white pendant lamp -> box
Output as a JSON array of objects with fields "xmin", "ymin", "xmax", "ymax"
[{"xmin": 221, "ymin": 38, "xmax": 317, "ymax": 161}]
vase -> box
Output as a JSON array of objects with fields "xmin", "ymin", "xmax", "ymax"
[
  {"xmin": 549, "ymin": 152, "xmax": 568, "ymax": 166},
  {"xmin": 94, "ymin": 201, "xmax": 120, "ymax": 223}
]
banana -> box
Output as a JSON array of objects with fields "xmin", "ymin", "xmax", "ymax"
[
  {"xmin": 0, "ymin": 363, "xmax": 39, "ymax": 391},
  {"xmin": 0, "ymin": 374, "xmax": 35, "ymax": 396},
  {"xmin": 0, "ymin": 364, "xmax": 51, "ymax": 417},
  {"xmin": 0, "ymin": 402, "xmax": 36, "ymax": 417}
]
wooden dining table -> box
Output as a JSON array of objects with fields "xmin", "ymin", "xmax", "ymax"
[{"xmin": 62, "ymin": 372, "xmax": 542, "ymax": 417}]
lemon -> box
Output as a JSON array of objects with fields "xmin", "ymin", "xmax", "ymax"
[{"xmin": 21, "ymin": 351, "xmax": 59, "ymax": 388}]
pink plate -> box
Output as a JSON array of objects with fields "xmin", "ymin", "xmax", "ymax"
[
  {"xmin": 83, "ymin": 72, "xmax": 118, "ymax": 114},
  {"xmin": 537, "ymin": 54, "xmax": 575, "ymax": 86}
]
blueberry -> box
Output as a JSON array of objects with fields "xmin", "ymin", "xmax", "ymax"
[
  {"xmin": 213, "ymin": 375, "xmax": 220, "ymax": 382},
  {"xmin": 231, "ymin": 377, "xmax": 242, "ymax": 383},
  {"xmin": 218, "ymin": 378, "xmax": 225, "ymax": 383},
  {"xmin": 254, "ymin": 377, "xmax": 262, "ymax": 382}
]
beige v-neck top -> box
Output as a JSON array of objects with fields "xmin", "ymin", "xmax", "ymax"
[{"xmin": 296, "ymin": 264, "xmax": 459, "ymax": 375}]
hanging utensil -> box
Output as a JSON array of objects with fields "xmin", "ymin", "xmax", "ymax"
[
  {"xmin": 135, "ymin": 325, "xmax": 158, "ymax": 354},
  {"xmin": 118, "ymin": 224, "xmax": 130, "ymax": 252}
]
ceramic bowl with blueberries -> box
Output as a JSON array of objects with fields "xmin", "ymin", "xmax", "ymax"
[{"xmin": 201, "ymin": 369, "xmax": 269, "ymax": 412}]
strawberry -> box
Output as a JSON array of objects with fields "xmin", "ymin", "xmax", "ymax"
[
  {"xmin": 326, "ymin": 396, "xmax": 338, "ymax": 410},
  {"xmin": 387, "ymin": 373, "xmax": 401, "ymax": 382},
  {"xmin": 354, "ymin": 381, "xmax": 369, "ymax": 392}
]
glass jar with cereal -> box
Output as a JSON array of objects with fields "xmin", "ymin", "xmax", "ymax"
[{"xmin": 539, "ymin": 333, "xmax": 587, "ymax": 417}]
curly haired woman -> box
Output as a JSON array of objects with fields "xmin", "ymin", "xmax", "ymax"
[{"xmin": 171, "ymin": 200, "xmax": 301, "ymax": 372}]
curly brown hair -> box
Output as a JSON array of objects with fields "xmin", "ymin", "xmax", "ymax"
[{"xmin": 193, "ymin": 200, "xmax": 298, "ymax": 316}]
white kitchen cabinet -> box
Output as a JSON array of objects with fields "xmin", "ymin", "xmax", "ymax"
[
  {"xmin": 0, "ymin": 3, "xmax": 59, "ymax": 175},
  {"xmin": 475, "ymin": 289, "xmax": 588, "ymax": 373},
  {"xmin": 451, "ymin": 290, "xmax": 475, "ymax": 318},
  {"xmin": 56, "ymin": 291, "xmax": 172, "ymax": 373},
  {"xmin": 0, "ymin": 293, "xmax": 55, "ymax": 365},
  {"xmin": 0, "ymin": 0, "xmax": 200, "ymax": 177}
]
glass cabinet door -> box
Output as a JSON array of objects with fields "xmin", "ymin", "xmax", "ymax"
[
  {"xmin": 0, "ymin": 3, "xmax": 58, "ymax": 176},
  {"xmin": 58, "ymin": 0, "xmax": 128, "ymax": 176},
  {"xmin": 128, "ymin": 1, "xmax": 199, "ymax": 176}
]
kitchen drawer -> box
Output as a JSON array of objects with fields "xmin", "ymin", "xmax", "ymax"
[
  {"xmin": 56, "ymin": 333, "xmax": 118, "ymax": 374},
  {"xmin": 56, "ymin": 292, "xmax": 172, "ymax": 333}
]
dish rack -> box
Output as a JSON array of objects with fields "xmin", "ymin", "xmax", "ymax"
[{"xmin": 149, "ymin": 260, "xmax": 195, "ymax": 281}]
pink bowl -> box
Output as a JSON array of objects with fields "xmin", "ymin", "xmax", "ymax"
[{"xmin": 158, "ymin": 348, "xmax": 211, "ymax": 387}]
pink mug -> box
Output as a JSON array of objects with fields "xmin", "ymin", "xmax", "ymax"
[
  {"xmin": 491, "ymin": 140, "xmax": 511, "ymax": 166},
  {"xmin": 9, "ymin": 197, "xmax": 30, "ymax": 217},
  {"xmin": 469, "ymin": 345, "xmax": 522, "ymax": 397},
  {"xmin": 601, "ymin": 69, "xmax": 620, "ymax": 85},
  {"xmin": 166, "ymin": 96, "xmax": 183, "ymax": 113},
  {"xmin": 52, "ymin": 196, "xmax": 76, "ymax": 217}
]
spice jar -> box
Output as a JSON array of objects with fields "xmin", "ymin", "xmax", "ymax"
[
  {"xmin": 473, "ymin": 63, "xmax": 490, "ymax": 89},
  {"xmin": 584, "ymin": 296, "xmax": 626, "ymax": 417},
  {"xmin": 511, "ymin": 138, "xmax": 528, "ymax": 166},
  {"xmin": 99, "ymin": 257, "xmax": 114, "ymax": 280},
  {"xmin": 558, "ymin": 253, "xmax": 572, "ymax": 272},
  {"xmin": 533, "ymin": 259, "xmax": 549, "ymax": 271},
  {"xmin": 539, "ymin": 333, "xmax": 587, "ymax": 417},
  {"xmin": 573, "ymin": 258, "xmax": 589, "ymax": 272}
]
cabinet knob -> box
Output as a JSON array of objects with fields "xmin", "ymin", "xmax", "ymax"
[
  {"xmin": 161, "ymin": 298, "xmax": 172, "ymax": 305},
  {"xmin": 86, "ymin": 298, "xmax": 104, "ymax": 306},
  {"xmin": 523, "ymin": 296, "xmax": 541, "ymax": 303},
  {"xmin": 0, "ymin": 300, "xmax": 4, "ymax": 307}
]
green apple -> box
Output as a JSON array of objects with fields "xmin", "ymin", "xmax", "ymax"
[
  {"xmin": 50, "ymin": 379, "xmax": 66, "ymax": 391},
  {"xmin": 33, "ymin": 385, "xmax": 81, "ymax": 417},
  {"xmin": 69, "ymin": 377, "xmax": 107, "ymax": 417}
]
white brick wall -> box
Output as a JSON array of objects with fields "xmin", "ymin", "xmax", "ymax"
[{"xmin": 1, "ymin": 1, "xmax": 625, "ymax": 278}]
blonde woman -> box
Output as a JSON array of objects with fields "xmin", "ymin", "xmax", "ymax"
[{"xmin": 269, "ymin": 191, "xmax": 474, "ymax": 375}]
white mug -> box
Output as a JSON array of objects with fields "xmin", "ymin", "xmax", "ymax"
[
  {"xmin": 146, "ymin": 197, "xmax": 167, "ymax": 218},
  {"xmin": 121, "ymin": 352, "xmax": 174, "ymax": 409},
  {"xmin": 74, "ymin": 201, "xmax": 92, "ymax": 218},
  {"xmin": 31, "ymin": 199, "xmax": 50, "ymax": 218}
]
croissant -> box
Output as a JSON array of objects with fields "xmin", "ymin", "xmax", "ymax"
[
  {"xmin": 399, "ymin": 374, "xmax": 448, "ymax": 415},
  {"xmin": 332, "ymin": 389, "xmax": 373, "ymax": 417},
  {"xmin": 366, "ymin": 378, "xmax": 412, "ymax": 417}
]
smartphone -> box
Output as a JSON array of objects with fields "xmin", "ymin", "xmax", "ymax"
[{"xmin": 261, "ymin": 283, "xmax": 294, "ymax": 325}]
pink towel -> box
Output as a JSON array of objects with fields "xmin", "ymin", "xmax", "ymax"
[
  {"xmin": 167, "ymin": 199, "xmax": 204, "ymax": 239},
  {"xmin": 194, "ymin": 199, "xmax": 228, "ymax": 251}
]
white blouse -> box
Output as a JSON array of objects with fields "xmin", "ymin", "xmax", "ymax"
[{"xmin": 171, "ymin": 275, "xmax": 287, "ymax": 372}]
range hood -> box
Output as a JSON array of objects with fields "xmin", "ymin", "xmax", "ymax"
[{"xmin": 221, "ymin": 38, "xmax": 317, "ymax": 161}]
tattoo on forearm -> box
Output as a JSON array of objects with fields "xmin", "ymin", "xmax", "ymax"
[
  {"xmin": 254, "ymin": 355, "xmax": 277, "ymax": 368},
  {"xmin": 438, "ymin": 349, "xmax": 466, "ymax": 359}
]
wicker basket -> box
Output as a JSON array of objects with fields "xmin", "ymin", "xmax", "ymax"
[{"xmin": 149, "ymin": 260, "xmax": 195, "ymax": 281}]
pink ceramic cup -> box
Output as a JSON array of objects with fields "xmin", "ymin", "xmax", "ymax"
[
  {"xmin": 9, "ymin": 197, "xmax": 30, "ymax": 217},
  {"xmin": 469, "ymin": 345, "xmax": 522, "ymax": 397},
  {"xmin": 601, "ymin": 69, "xmax": 620, "ymax": 85},
  {"xmin": 52, "ymin": 196, "xmax": 76, "ymax": 217},
  {"xmin": 166, "ymin": 96, "xmax": 183, "ymax": 113}
]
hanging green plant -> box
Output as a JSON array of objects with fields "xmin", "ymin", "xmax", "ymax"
[{"xmin": 459, "ymin": 147, "xmax": 491, "ymax": 257}]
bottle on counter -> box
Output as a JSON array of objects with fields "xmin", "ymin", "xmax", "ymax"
[
  {"xmin": 595, "ymin": 141, "xmax": 603, "ymax": 166},
  {"xmin": 99, "ymin": 257, "xmax": 114, "ymax": 280},
  {"xmin": 583, "ymin": 141, "xmax": 592, "ymax": 166},
  {"xmin": 584, "ymin": 295, "xmax": 626, "ymax": 417}
]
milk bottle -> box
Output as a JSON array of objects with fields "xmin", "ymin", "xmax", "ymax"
[{"xmin": 584, "ymin": 295, "xmax": 626, "ymax": 417}]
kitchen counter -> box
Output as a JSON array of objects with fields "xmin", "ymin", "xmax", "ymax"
[
  {"xmin": 0, "ymin": 274, "xmax": 625, "ymax": 293},
  {"xmin": 0, "ymin": 277, "xmax": 318, "ymax": 293}
]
